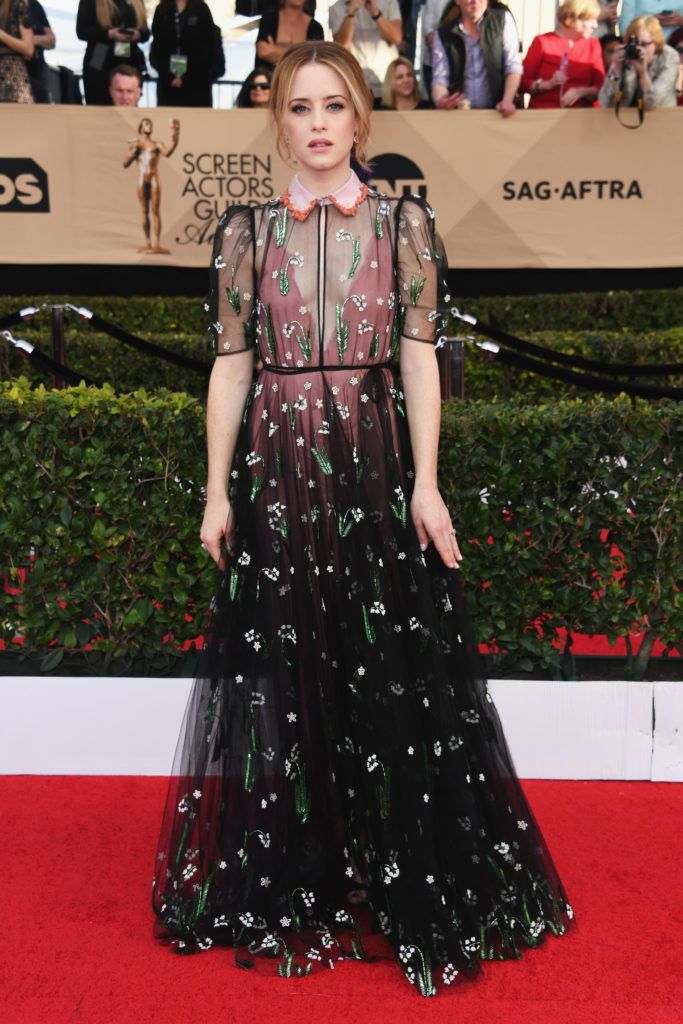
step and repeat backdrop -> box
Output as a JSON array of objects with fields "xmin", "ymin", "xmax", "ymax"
[{"xmin": 1, "ymin": 105, "xmax": 681, "ymax": 269}]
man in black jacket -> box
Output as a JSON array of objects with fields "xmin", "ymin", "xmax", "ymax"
[{"xmin": 431, "ymin": 0, "xmax": 522, "ymax": 116}]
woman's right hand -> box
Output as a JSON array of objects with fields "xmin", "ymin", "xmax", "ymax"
[
  {"xmin": 549, "ymin": 69, "xmax": 568, "ymax": 87},
  {"xmin": 609, "ymin": 45, "xmax": 626, "ymax": 73},
  {"xmin": 108, "ymin": 28, "xmax": 131, "ymax": 42},
  {"xmin": 200, "ymin": 495, "xmax": 235, "ymax": 571}
]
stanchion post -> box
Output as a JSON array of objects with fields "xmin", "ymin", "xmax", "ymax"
[
  {"xmin": 50, "ymin": 305, "xmax": 66, "ymax": 389},
  {"xmin": 438, "ymin": 337, "xmax": 466, "ymax": 401}
]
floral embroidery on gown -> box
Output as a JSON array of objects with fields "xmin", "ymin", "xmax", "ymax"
[{"xmin": 152, "ymin": 171, "xmax": 575, "ymax": 994}]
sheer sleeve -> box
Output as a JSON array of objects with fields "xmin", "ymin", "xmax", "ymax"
[
  {"xmin": 394, "ymin": 197, "xmax": 450, "ymax": 348},
  {"xmin": 207, "ymin": 205, "xmax": 257, "ymax": 357}
]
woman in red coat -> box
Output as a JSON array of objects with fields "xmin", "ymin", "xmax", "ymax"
[{"xmin": 522, "ymin": 0, "xmax": 605, "ymax": 108}]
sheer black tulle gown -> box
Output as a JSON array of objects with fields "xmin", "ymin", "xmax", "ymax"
[{"xmin": 152, "ymin": 179, "xmax": 575, "ymax": 995}]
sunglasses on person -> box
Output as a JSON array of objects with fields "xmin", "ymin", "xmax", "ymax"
[{"xmin": 251, "ymin": 81, "xmax": 271, "ymax": 90}]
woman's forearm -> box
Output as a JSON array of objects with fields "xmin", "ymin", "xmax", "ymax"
[
  {"xmin": 0, "ymin": 25, "xmax": 34, "ymax": 57},
  {"xmin": 400, "ymin": 341, "xmax": 441, "ymax": 489},
  {"xmin": 205, "ymin": 353, "xmax": 254, "ymax": 499}
]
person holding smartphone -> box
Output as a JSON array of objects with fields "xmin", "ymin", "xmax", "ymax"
[
  {"xmin": 76, "ymin": 0, "xmax": 149, "ymax": 105},
  {"xmin": 619, "ymin": 0, "xmax": 683, "ymax": 41}
]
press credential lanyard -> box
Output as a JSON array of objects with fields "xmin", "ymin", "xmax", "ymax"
[{"xmin": 170, "ymin": 7, "xmax": 188, "ymax": 78}]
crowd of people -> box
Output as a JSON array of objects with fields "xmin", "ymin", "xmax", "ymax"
[{"xmin": 0, "ymin": 0, "xmax": 682, "ymax": 109}]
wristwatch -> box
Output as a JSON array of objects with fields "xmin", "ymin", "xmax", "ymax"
[
  {"xmin": 533, "ymin": 77, "xmax": 543, "ymax": 93},
  {"xmin": 371, "ymin": 10, "xmax": 381, "ymax": 19}
]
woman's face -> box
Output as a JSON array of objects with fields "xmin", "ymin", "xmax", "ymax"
[
  {"xmin": 392, "ymin": 63, "xmax": 416, "ymax": 99},
  {"xmin": 282, "ymin": 62, "xmax": 357, "ymax": 178},
  {"xmin": 632, "ymin": 30, "xmax": 656, "ymax": 66},
  {"xmin": 250, "ymin": 75, "xmax": 271, "ymax": 107},
  {"xmin": 565, "ymin": 15, "xmax": 598, "ymax": 39}
]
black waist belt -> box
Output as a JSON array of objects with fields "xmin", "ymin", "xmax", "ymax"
[{"xmin": 261, "ymin": 361, "xmax": 396, "ymax": 375}]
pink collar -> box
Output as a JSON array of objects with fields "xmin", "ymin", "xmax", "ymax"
[{"xmin": 281, "ymin": 171, "xmax": 369, "ymax": 221}]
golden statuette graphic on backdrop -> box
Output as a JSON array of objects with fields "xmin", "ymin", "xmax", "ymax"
[{"xmin": 123, "ymin": 117, "xmax": 180, "ymax": 254}]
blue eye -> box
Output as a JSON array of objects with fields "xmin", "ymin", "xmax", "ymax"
[
  {"xmin": 291, "ymin": 104, "xmax": 309, "ymax": 114},
  {"xmin": 328, "ymin": 102, "xmax": 344, "ymax": 111}
]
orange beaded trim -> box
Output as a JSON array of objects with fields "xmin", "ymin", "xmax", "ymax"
[
  {"xmin": 280, "ymin": 183, "xmax": 369, "ymax": 221},
  {"xmin": 280, "ymin": 192, "xmax": 318, "ymax": 222}
]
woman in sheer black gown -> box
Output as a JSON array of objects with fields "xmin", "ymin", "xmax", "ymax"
[{"xmin": 152, "ymin": 41, "xmax": 575, "ymax": 995}]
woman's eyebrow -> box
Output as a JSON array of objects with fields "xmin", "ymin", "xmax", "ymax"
[{"xmin": 288, "ymin": 94, "xmax": 347, "ymax": 102}]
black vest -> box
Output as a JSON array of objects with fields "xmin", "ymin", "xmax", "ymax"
[{"xmin": 437, "ymin": 6, "xmax": 508, "ymax": 106}]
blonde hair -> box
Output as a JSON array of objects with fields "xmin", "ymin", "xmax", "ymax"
[
  {"xmin": 269, "ymin": 42, "xmax": 374, "ymax": 171},
  {"xmin": 557, "ymin": 0, "xmax": 600, "ymax": 25},
  {"xmin": 381, "ymin": 58, "xmax": 420, "ymax": 109},
  {"xmin": 625, "ymin": 15, "xmax": 666, "ymax": 53},
  {"xmin": 95, "ymin": 0, "xmax": 146, "ymax": 31}
]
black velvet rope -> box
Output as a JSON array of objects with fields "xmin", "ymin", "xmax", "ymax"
[
  {"xmin": 88, "ymin": 313, "xmax": 211, "ymax": 376},
  {"xmin": 473, "ymin": 342, "xmax": 683, "ymax": 400},
  {"xmin": 28, "ymin": 347, "xmax": 98, "ymax": 387},
  {"xmin": 0, "ymin": 312, "xmax": 24, "ymax": 331},
  {"xmin": 461, "ymin": 316, "xmax": 683, "ymax": 378}
]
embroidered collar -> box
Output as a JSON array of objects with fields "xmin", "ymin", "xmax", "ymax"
[{"xmin": 281, "ymin": 171, "xmax": 369, "ymax": 221}]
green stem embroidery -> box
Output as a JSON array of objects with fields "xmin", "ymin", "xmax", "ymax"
[
  {"xmin": 274, "ymin": 207, "xmax": 289, "ymax": 247},
  {"xmin": 335, "ymin": 303, "xmax": 349, "ymax": 361},
  {"xmin": 174, "ymin": 819, "xmax": 190, "ymax": 869},
  {"xmin": 250, "ymin": 474, "xmax": 265, "ymax": 502},
  {"xmin": 361, "ymin": 604, "xmax": 376, "ymax": 644},
  {"xmin": 348, "ymin": 236, "xmax": 361, "ymax": 279},
  {"xmin": 409, "ymin": 275, "xmax": 426, "ymax": 307},
  {"xmin": 226, "ymin": 284, "xmax": 241, "ymax": 315},
  {"xmin": 312, "ymin": 446, "xmax": 333, "ymax": 475},
  {"xmin": 265, "ymin": 305, "xmax": 276, "ymax": 356},
  {"xmin": 294, "ymin": 762, "xmax": 310, "ymax": 823}
]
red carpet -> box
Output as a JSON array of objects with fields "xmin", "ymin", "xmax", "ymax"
[{"xmin": 2, "ymin": 778, "xmax": 680, "ymax": 1024}]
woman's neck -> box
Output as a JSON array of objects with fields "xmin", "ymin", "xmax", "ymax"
[
  {"xmin": 295, "ymin": 166, "xmax": 352, "ymax": 198},
  {"xmin": 176, "ymin": 0, "xmax": 188, "ymax": 13},
  {"xmin": 394, "ymin": 94, "xmax": 417, "ymax": 111},
  {"xmin": 556, "ymin": 25, "xmax": 580, "ymax": 42}
]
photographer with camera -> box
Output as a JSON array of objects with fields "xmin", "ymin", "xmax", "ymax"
[{"xmin": 598, "ymin": 15, "xmax": 679, "ymax": 108}]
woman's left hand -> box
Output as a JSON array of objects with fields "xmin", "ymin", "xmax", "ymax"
[
  {"xmin": 410, "ymin": 484, "xmax": 463, "ymax": 570},
  {"xmin": 560, "ymin": 86, "xmax": 583, "ymax": 107}
]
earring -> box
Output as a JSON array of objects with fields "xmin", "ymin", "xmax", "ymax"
[{"xmin": 353, "ymin": 132, "xmax": 358, "ymax": 144}]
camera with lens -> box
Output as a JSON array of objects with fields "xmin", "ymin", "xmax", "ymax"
[{"xmin": 624, "ymin": 39, "xmax": 642, "ymax": 60}]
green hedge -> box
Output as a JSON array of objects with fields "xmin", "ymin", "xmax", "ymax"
[
  {"xmin": 2, "ymin": 287, "xmax": 683, "ymax": 333},
  {"xmin": 1, "ymin": 379, "xmax": 680, "ymax": 677},
  {"xmin": 3, "ymin": 316, "xmax": 682, "ymax": 403}
]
